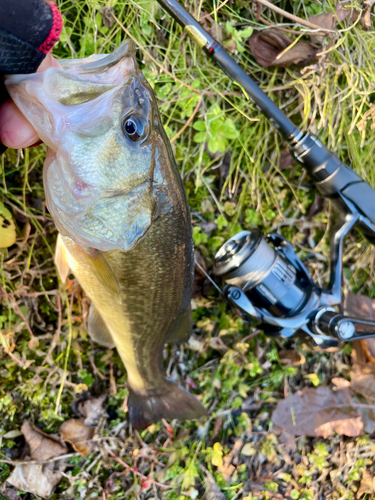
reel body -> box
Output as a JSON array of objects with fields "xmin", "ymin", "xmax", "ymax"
[{"xmin": 213, "ymin": 224, "xmax": 375, "ymax": 348}]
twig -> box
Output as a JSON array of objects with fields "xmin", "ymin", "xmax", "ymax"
[
  {"xmin": 1, "ymin": 287, "xmax": 36, "ymax": 343},
  {"xmin": 106, "ymin": 448, "xmax": 169, "ymax": 489},
  {"xmin": 55, "ymin": 291, "xmax": 73, "ymax": 414},
  {"xmin": 170, "ymin": 95, "xmax": 203, "ymax": 144},
  {"xmin": 89, "ymin": 354, "xmax": 108, "ymax": 380},
  {"xmin": 42, "ymin": 294, "xmax": 62, "ymax": 366},
  {"xmin": 0, "ymin": 452, "xmax": 79, "ymax": 466},
  {"xmin": 4, "ymin": 199, "xmax": 52, "ymax": 222},
  {"xmin": 113, "ymin": 14, "xmax": 200, "ymax": 94},
  {"xmin": 256, "ymin": 0, "xmax": 333, "ymax": 31},
  {"xmin": 109, "ymin": 359, "xmax": 117, "ymax": 395}
]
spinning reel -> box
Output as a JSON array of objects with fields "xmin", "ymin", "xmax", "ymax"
[
  {"xmin": 156, "ymin": 0, "xmax": 375, "ymax": 347},
  {"xmin": 213, "ymin": 222, "xmax": 375, "ymax": 349}
]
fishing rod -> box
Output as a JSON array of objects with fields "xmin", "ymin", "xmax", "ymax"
[{"xmin": 157, "ymin": 0, "xmax": 375, "ymax": 348}]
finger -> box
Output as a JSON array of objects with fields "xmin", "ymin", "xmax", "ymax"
[
  {"xmin": 0, "ymin": 54, "xmax": 62, "ymax": 149},
  {"xmin": 0, "ymin": 100, "xmax": 39, "ymax": 149}
]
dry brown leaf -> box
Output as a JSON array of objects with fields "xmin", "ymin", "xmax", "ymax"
[
  {"xmin": 21, "ymin": 421, "xmax": 67, "ymax": 463},
  {"xmin": 331, "ymin": 377, "xmax": 351, "ymax": 389},
  {"xmin": 100, "ymin": 6, "xmax": 115, "ymax": 28},
  {"xmin": 7, "ymin": 462, "xmax": 65, "ymax": 500},
  {"xmin": 77, "ymin": 394, "xmax": 106, "ymax": 427},
  {"xmin": 310, "ymin": 2, "xmax": 349, "ymax": 30},
  {"xmin": 204, "ymin": 469, "xmax": 226, "ymax": 500},
  {"xmin": 357, "ymin": 469, "xmax": 375, "ymax": 498},
  {"xmin": 353, "ymin": 395, "xmax": 375, "ymax": 435},
  {"xmin": 361, "ymin": 0, "xmax": 375, "ymax": 30},
  {"xmin": 60, "ymin": 419, "xmax": 95, "ymax": 456},
  {"xmin": 278, "ymin": 150, "xmax": 296, "ymax": 171},
  {"xmin": 350, "ymin": 363, "xmax": 375, "ymax": 403},
  {"xmin": 271, "ymin": 386, "xmax": 363, "ymax": 438},
  {"xmin": 279, "ymin": 350, "xmax": 306, "ymax": 367},
  {"xmin": 249, "ymin": 29, "xmax": 318, "ymax": 68},
  {"xmin": 344, "ymin": 292, "xmax": 375, "ymax": 362},
  {"xmin": 218, "ymin": 439, "xmax": 243, "ymax": 483}
]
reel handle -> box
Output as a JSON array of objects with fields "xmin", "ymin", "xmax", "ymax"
[{"xmin": 313, "ymin": 309, "xmax": 375, "ymax": 342}]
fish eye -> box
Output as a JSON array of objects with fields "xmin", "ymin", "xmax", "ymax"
[{"xmin": 122, "ymin": 114, "xmax": 146, "ymax": 142}]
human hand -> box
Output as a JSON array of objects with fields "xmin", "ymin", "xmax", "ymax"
[{"xmin": 0, "ymin": 53, "xmax": 61, "ymax": 149}]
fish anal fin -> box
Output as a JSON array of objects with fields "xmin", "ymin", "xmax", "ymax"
[
  {"xmin": 83, "ymin": 248, "xmax": 122, "ymax": 303},
  {"xmin": 167, "ymin": 306, "xmax": 192, "ymax": 344},
  {"xmin": 128, "ymin": 378, "xmax": 207, "ymax": 430},
  {"xmin": 88, "ymin": 304, "xmax": 115, "ymax": 349},
  {"xmin": 55, "ymin": 233, "xmax": 70, "ymax": 283}
]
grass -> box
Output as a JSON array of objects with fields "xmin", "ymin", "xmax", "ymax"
[{"xmin": 1, "ymin": 0, "xmax": 375, "ymax": 499}]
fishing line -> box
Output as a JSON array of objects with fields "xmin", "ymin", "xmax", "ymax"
[{"xmin": 195, "ymin": 259, "xmax": 224, "ymax": 296}]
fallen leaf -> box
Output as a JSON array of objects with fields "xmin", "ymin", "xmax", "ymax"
[
  {"xmin": 331, "ymin": 377, "xmax": 351, "ymax": 389},
  {"xmin": 200, "ymin": 12, "xmax": 223, "ymax": 43},
  {"xmin": 7, "ymin": 462, "xmax": 65, "ymax": 500},
  {"xmin": 278, "ymin": 150, "xmax": 296, "ymax": 171},
  {"xmin": 21, "ymin": 421, "xmax": 67, "ymax": 463},
  {"xmin": 357, "ymin": 469, "xmax": 375, "ymax": 498},
  {"xmin": 218, "ymin": 439, "xmax": 243, "ymax": 483},
  {"xmin": 77, "ymin": 394, "xmax": 106, "ymax": 427},
  {"xmin": 277, "ymin": 429, "xmax": 297, "ymax": 452},
  {"xmin": 344, "ymin": 292, "xmax": 375, "ymax": 363},
  {"xmin": 60, "ymin": 419, "xmax": 95, "ymax": 456},
  {"xmin": 361, "ymin": 0, "xmax": 375, "ymax": 29},
  {"xmin": 241, "ymin": 442, "xmax": 256, "ymax": 456},
  {"xmin": 279, "ymin": 350, "xmax": 306, "ymax": 367},
  {"xmin": 100, "ymin": 6, "xmax": 114, "ymax": 28},
  {"xmin": 310, "ymin": 1, "xmax": 349, "ymax": 32},
  {"xmin": 350, "ymin": 363, "xmax": 375, "ymax": 403},
  {"xmin": 271, "ymin": 386, "xmax": 363, "ymax": 438},
  {"xmin": 0, "ymin": 202, "xmax": 16, "ymax": 249},
  {"xmin": 353, "ymin": 395, "xmax": 375, "ymax": 435},
  {"xmin": 249, "ymin": 29, "xmax": 318, "ymax": 68},
  {"xmin": 204, "ymin": 469, "xmax": 226, "ymax": 500}
]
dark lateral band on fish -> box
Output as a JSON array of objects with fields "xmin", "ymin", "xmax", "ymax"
[{"xmin": 6, "ymin": 40, "xmax": 208, "ymax": 429}]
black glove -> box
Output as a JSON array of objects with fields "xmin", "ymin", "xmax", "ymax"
[{"xmin": 0, "ymin": 0, "xmax": 62, "ymax": 154}]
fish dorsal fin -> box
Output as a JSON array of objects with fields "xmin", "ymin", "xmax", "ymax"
[
  {"xmin": 88, "ymin": 304, "xmax": 115, "ymax": 349},
  {"xmin": 83, "ymin": 248, "xmax": 122, "ymax": 304},
  {"xmin": 55, "ymin": 233, "xmax": 70, "ymax": 283}
]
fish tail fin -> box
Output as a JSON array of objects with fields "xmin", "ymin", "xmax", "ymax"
[{"xmin": 128, "ymin": 378, "xmax": 207, "ymax": 430}]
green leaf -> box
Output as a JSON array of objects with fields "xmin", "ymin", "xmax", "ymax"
[
  {"xmin": 225, "ymin": 21, "xmax": 234, "ymax": 33},
  {"xmin": 215, "ymin": 214, "xmax": 228, "ymax": 230},
  {"xmin": 208, "ymin": 137, "xmax": 219, "ymax": 153},
  {"xmin": 216, "ymin": 135, "xmax": 228, "ymax": 152},
  {"xmin": 240, "ymin": 27, "xmax": 253, "ymax": 38},
  {"xmin": 193, "ymin": 131, "xmax": 206, "ymax": 143},
  {"xmin": 192, "ymin": 226, "xmax": 208, "ymax": 245},
  {"xmin": 236, "ymin": 41, "xmax": 245, "ymax": 53},
  {"xmin": 193, "ymin": 120, "xmax": 206, "ymax": 131}
]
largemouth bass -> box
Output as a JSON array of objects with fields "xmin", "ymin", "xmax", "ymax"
[{"xmin": 6, "ymin": 41, "xmax": 207, "ymax": 429}]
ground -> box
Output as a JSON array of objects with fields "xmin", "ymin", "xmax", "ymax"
[{"xmin": 1, "ymin": 1, "xmax": 375, "ymax": 499}]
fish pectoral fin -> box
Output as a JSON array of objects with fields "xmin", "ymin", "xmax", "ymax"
[
  {"xmin": 88, "ymin": 304, "xmax": 115, "ymax": 349},
  {"xmin": 55, "ymin": 233, "xmax": 70, "ymax": 283},
  {"xmin": 167, "ymin": 306, "xmax": 192, "ymax": 344},
  {"xmin": 83, "ymin": 248, "xmax": 122, "ymax": 303},
  {"xmin": 128, "ymin": 378, "xmax": 208, "ymax": 430}
]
